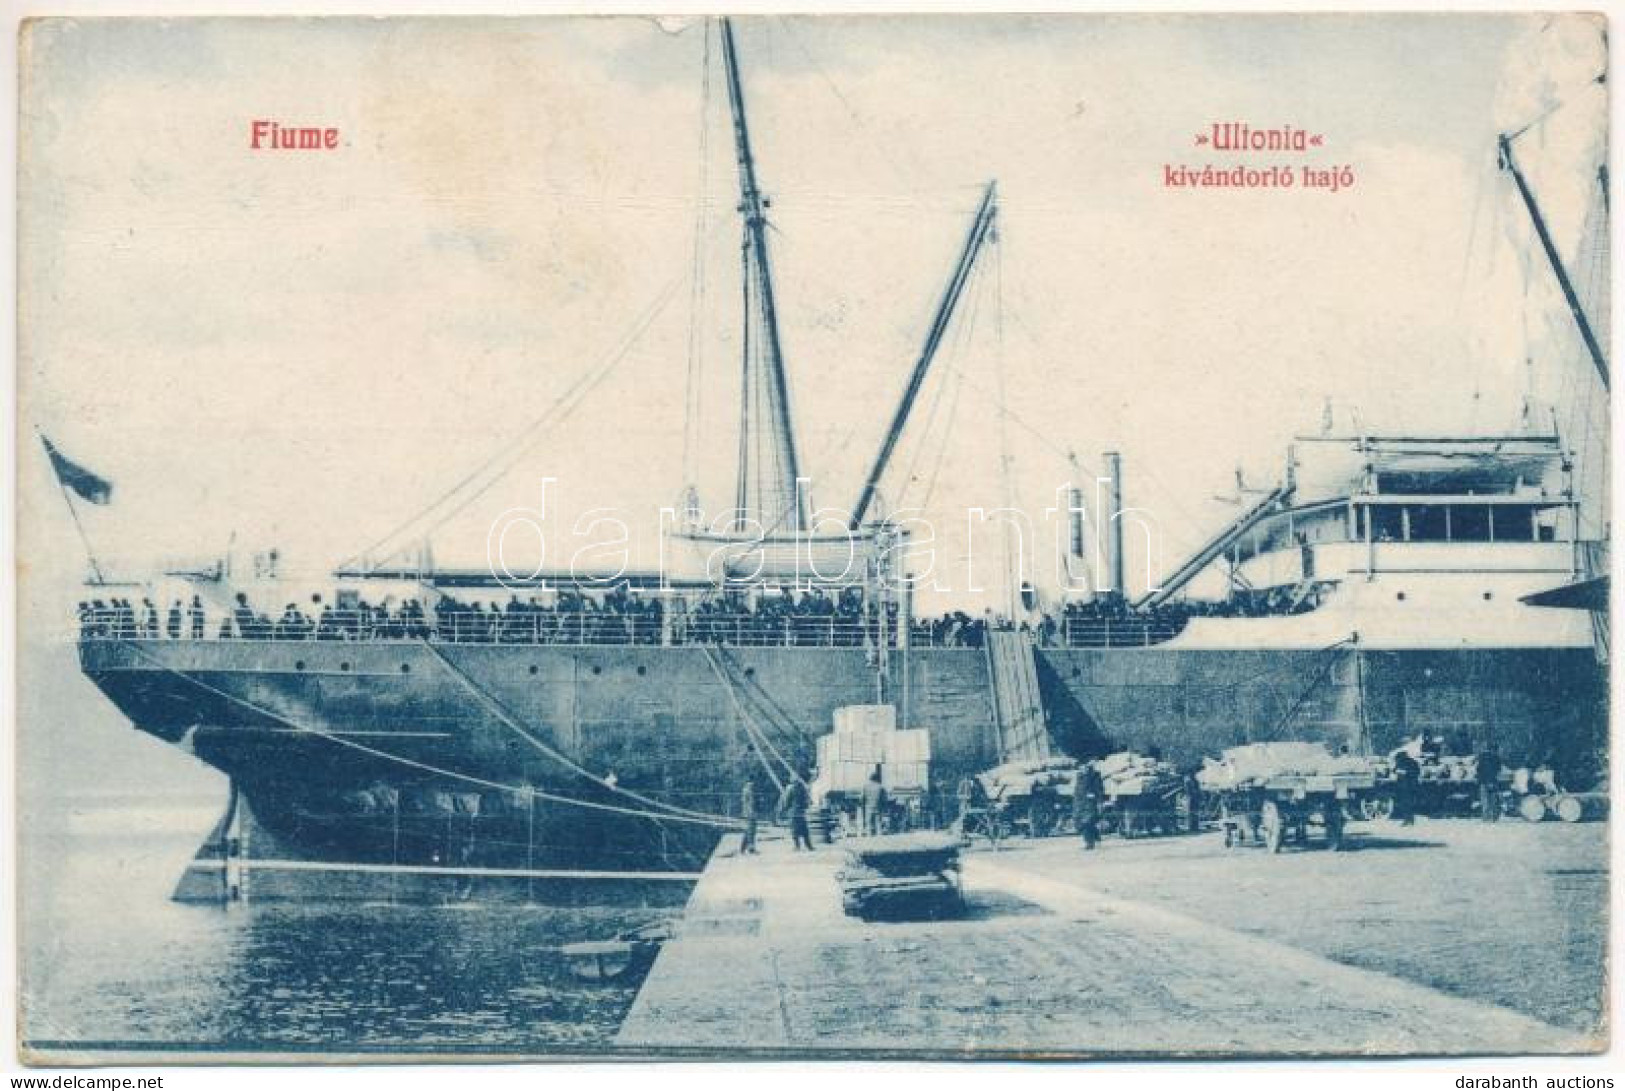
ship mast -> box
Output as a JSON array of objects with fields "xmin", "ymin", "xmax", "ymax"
[
  {"xmin": 1498, "ymin": 132, "xmax": 1610, "ymax": 391},
  {"xmin": 850, "ymin": 182, "xmax": 999, "ymax": 529},
  {"xmin": 720, "ymin": 18, "xmax": 809, "ymax": 535}
]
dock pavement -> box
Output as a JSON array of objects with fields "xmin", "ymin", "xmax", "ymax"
[{"xmin": 615, "ymin": 830, "xmax": 1594, "ymax": 1058}]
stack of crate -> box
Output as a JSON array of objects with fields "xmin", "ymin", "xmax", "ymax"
[{"xmin": 812, "ymin": 705, "xmax": 931, "ymax": 798}]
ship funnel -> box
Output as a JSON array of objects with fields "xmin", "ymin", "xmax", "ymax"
[{"xmin": 1104, "ymin": 451, "xmax": 1125, "ymax": 598}]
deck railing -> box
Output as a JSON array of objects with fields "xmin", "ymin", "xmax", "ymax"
[
  {"xmin": 78, "ymin": 607, "xmax": 923, "ymax": 650},
  {"xmin": 1057, "ymin": 617, "xmax": 1188, "ymax": 648},
  {"xmin": 79, "ymin": 607, "xmax": 1194, "ymax": 651}
]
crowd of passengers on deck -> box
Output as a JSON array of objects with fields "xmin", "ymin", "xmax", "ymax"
[
  {"xmin": 80, "ymin": 586, "xmax": 902, "ymax": 648},
  {"xmin": 78, "ymin": 578, "xmax": 1328, "ymax": 650}
]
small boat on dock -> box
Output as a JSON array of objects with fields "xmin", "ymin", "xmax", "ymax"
[{"xmin": 561, "ymin": 919, "xmax": 677, "ymax": 982}]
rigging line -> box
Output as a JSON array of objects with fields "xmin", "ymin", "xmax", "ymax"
[
  {"xmin": 341, "ymin": 273, "xmax": 685, "ymax": 571},
  {"xmin": 736, "ymin": 681, "xmax": 814, "ymax": 761},
  {"xmin": 891, "ymin": 239, "xmax": 990, "ymax": 513},
  {"xmin": 1501, "ymin": 100, "xmax": 1565, "ymax": 146},
  {"xmin": 716, "ymin": 643, "xmax": 816, "ymax": 752},
  {"xmin": 1002, "ymin": 304, "xmax": 1211, "ymax": 539},
  {"xmin": 714, "ymin": 646, "xmax": 802, "ymax": 785},
  {"xmin": 916, "ymin": 261, "xmax": 989, "ymax": 513},
  {"xmin": 418, "ymin": 639, "xmax": 740, "ymax": 826},
  {"xmin": 891, "ymin": 327, "xmax": 961, "ymax": 508},
  {"xmin": 918, "ymin": 353, "xmax": 968, "ymax": 514},
  {"xmin": 1459, "ymin": 157, "xmax": 1492, "ymax": 433},
  {"xmin": 118, "ymin": 641, "xmax": 741, "ymax": 830},
  {"xmin": 414, "ymin": 277, "xmax": 684, "ymax": 544},
  {"xmin": 773, "ymin": 20, "xmax": 913, "ymax": 190},
  {"xmin": 683, "ymin": 20, "xmax": 715, "ymax": 493},
  {"xmin": 710, "ymin": 653, "xmax": 806, "ymax": 764},
  {"xmin": 1194, "ymin": 634, "xmax": 1351, "ymax": 711},
  {"xmin": 993, "ymin": 211, "xmax": 1018, "ymax": 614},
  {"xmin": 908, "ymin": 256, "xmax": 986, "ymax": 514},
  {"xmin": 735, "ymin": 240, "xmax": 755, "ymax": 522},
  {"xmin": 701, "ymin": 644, "xmax": 799, "ymax": 788},
  {"xmin": 1268, "ymin": 637, "xmax": 1357, "ymax": 737}
]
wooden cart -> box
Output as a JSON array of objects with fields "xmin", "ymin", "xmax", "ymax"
[
  {"xmin": 1102, "ymin": 779, "xmax": 1197, "ymax": 838},
  {"xmin": 1216, "ymin": 772, "xmax": 1376, "ymax": 853},
  {"xmin": 838, "ymin": 833, "xmax": 965, "ymax": 919}
]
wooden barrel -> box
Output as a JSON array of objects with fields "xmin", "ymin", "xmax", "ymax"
[
  {"xmin": 1553, "ymin": 793, "xmax": 1609, "ymax": 824},
  {"xmin": 1518, "ymin": 795, "xmax": 1551, "ymax": 823}
]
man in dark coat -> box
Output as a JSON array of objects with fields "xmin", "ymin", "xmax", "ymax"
[
  {"xmin": 740, "ymin": 779, "xmax": 759, "ymax": 855},
  {"xmin": 1074, "ymin": 764, "xmax": 1104, "ymax": 849},
  {"xmin": 1391, "ymin": 748, "xmax": 1420, "ymax": 826},
  {"xmin": 778, "ymin": 777, "xmax": 814, "ymax": 851},
  {"xmin": 1476, "ymin": 746, "xmax": 1503, "ymax": 823}
]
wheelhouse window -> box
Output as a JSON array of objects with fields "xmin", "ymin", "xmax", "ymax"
[
  {"xmin": 1451, "ymin": 505, "xmax": 1492, "ymax": 542},
  {"xmin": 1487, "ymin": 505, "xmax": 1541, "ymax": 542},
  {"xmin": 1406, "ymin": 505, "xmax": 1448, "ymax": 542},
  {"xmin": 1370, "ymin": 505, "xmax": 1404, "ymax": 543}
]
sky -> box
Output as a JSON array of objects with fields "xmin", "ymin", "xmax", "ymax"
[{"xmin": 17, "ymin": 13, "xmax": 1610, "ymax": 627}]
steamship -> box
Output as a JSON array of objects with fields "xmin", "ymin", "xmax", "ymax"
[{"xmin": 72, "ymin": 19, "xmax": 1608, "ymax": 901}]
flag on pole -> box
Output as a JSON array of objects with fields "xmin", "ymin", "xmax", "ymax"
[{"xmin": 41, "ymin": 435, "xmax": 113, "ymax": 505}]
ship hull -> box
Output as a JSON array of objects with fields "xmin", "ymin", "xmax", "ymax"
[{"xmin": 80, "ymin": 637, "xmax": 1606, "ymax": 900}]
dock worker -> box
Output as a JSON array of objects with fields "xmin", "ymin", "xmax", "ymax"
[
  {"xmin": 1476, "ymin": 745, "xmax": 1503, "ymax": 823},
  {"xmin": 740, "ymin": 779, "xmax": 759, "ymax": 855},
  {"xmin": 1390, "ymin": 747, "xmax": 1419, "ymax": 826},
  {"xmin": 954, "ymin": 775, "xmax": 976, "ymax": 837},
  {"xmin": 861, "ymin": 768, "xmax": 887, "ymax": 836},
  {"xmin": 1182, "ymin": 772, "xmax": 1202, "ymax": 834},
  {"xmin": 778, "ymin": 776, "xmax": 814, "ymax": 852},
  {"xmin": 1074, "ymin": 763, "xmax": 1105, "ymax": 850}
]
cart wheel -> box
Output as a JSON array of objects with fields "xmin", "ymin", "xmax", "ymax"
[
  {"xmin": 1261, "ymin": 800, "xmax": 1285, "ymax": 854},
  {"xmin": 1359, "ymin": 796, "xmax": 1393, "ymax": 821}
]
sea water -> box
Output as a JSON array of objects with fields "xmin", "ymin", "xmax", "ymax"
[{"xmin": 20, "ymin": 791, "xmax": 668, "ymax": 1056}]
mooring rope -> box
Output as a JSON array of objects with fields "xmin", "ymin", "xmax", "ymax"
[
  {"xmin": 418, "ymin": 639, "xmax": 745, "ymax": 827},
  {"xmin": 120, "ymin": 642, "xmax": 742, "ymax": 830}
]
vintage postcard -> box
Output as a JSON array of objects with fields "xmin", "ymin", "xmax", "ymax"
[{"xmin": 13, "ymin": 12, "xmax": 1611, "ymax": 1064}]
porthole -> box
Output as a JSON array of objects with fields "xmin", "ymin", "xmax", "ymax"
[
  {"xmin": 1483, "ymin": 591, "xmax": 1493, "ymax": 601},
  {"xmin": 1396, "ymin": 592, "xmax": 1406, "ymax": 602},
  {"xmin": 400, "ymin": 663, "xmax": 411, "ymax": 674},
  {"xmin": 340, "ymin": 661, "xmax": 351, "ymax": 672},
  {"xmin": 529, "ymin": 665, "xmax": 540, "ymax": 676},
  {"xmin": 744, "ymin": 667, "xmax": 756, "ymax": 679},
  {"xmin": 636, "ymin": 665, "xmax": 647, "ymax": 677},
  {"xmin": 294, "ymin": 660, "xmax": 306, "ymax": 671},
  {"xmin": 591, "ymin": 665, "xmax": 602, "ymax": 676}
]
